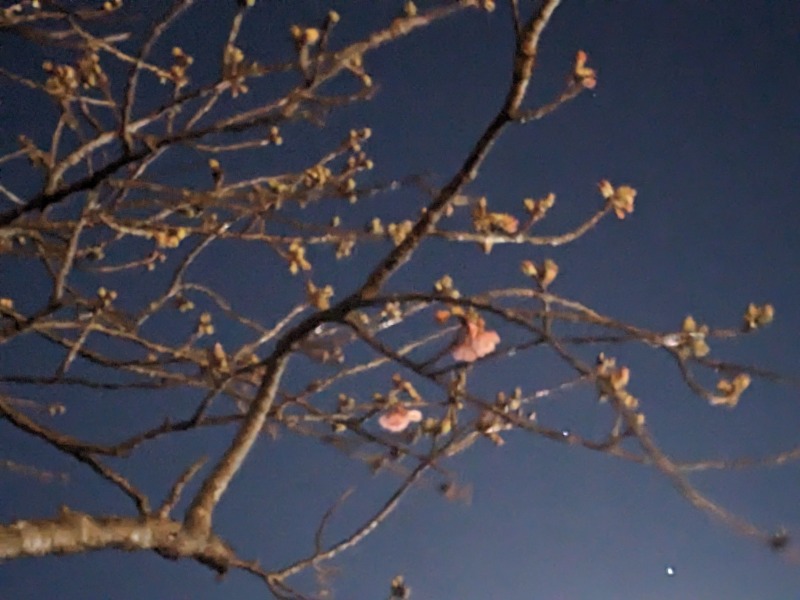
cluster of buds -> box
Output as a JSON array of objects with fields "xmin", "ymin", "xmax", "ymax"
[
  {"xmin": 206, "ymin": 342, "xmax": 229, "ymax": 373},
  {"xmin": 520, "ymin": 258, "xmax": 559, "ymax": 289},
  {"xmin": 174, "ymin": 296, "xmax": 195, "ymax": 313},
  {"xmin": 0, "ymin": 298, "xmax": 14, "ymax": 311},
  {"xmin": 42, "ymin": 52, "xmax": 107, "ymax": 97},
  {"xmin": 491, "ymin": 387, "xmax": 536, "ymax": 427},
  {"xmin": 103, "ymin": 0, "xmax": 122, "ymax": 10},
  {"xmin": 77, "ymin": 51, "xmax": 107, "ymax": 89},
  {"xmin": 345, "ymin": 151, "xmax": 374, "ymax": 172},
  {"xmin": 338, "ymin": 131, "xmax": 375, "ymax": 201},
  {"xmin": 170, "ymin": 47, "xmax": 194, "ymax": 88},
  {"xmin": 4, "ymin": 2, "xmax": 41, "ymax": 16},
  {"xmin": 346, "ymin": 128, "xmax": 372, "ymax": 152},
  {"xmin": 464, "ymin": 0, "xmax": 496, "ymax": 12},
  {"xmin": 290, "ymin": 25, "xmax": 321, "ymax": 47},
  {"xmin": 595, "ymin": 353, "xmax": 638, "ymax": 410},
  {"xmin": 303, "ymin": 164, "xmax": 332, "ymax": 188},
  {"xmin": 367, "ymin": 218, "xmax": 384, "ymax": 235},
  {"xmin": 433, "ymin": 274, "xmax": 460, "ymax": 299},
  {"xmin": 710, "ymin": 373, "xmax": 751, "ymax": 408},
  {"xmin": 287, "ymin": 240, "xmax": 312, "ymax": 274},
  {"xmin": 387, "ymin": 220, "xmax": 414, "ymax": 246},
  {"xmin": 471, "ymin": 197, "xmax": 519, "ymax": 235},
  {"xmin": 222, "ymin": 45, "xmax": 249, "ymax": 96},
  {"xmin": 390, "ymin": 575, "xmax": 410, "ymax": 600},
  {"xmin": 42, "ymin": 62, "xmax": 79, "ymax": 99},
  {"xmin": 291, "ymin": 23, "xmax": 324, "ymax": 82},
  {"xmin": 306, "ymin": 280, "xmax": 334, "ymax": 310},
  {"xmin": 523, "ymin": 193, "xmax": 556, "ymax": 223},
  {"xmin": 197, "ymin": 312, "xmax": 214, "ymax": 336},
  {"xmin": 421, "ymin": 410, "xmax": 455, "ymax": 436},
  {"xmin": 152, "ymin": 226, "xmax": 189, "ymax": 249},
  {"xmin": 267, "ymin": 126, "xmax": 283, "ymax": 146},
  {"xmin": 417, "ymin": 377, "xmax": 465, "ymax": 437},
  {"xmin": 598, "ymin": 180, "xmax": 637, "ymax": 219},
  {"xmin": 742, "ymin": 302, "xmax": 774, "ymax": 331},
  {"xmin": 380, "ymin": 301, "xmax": 403, "ymax": 322},
  {"xmin": 145, "ymin": 250, "xmax": 168, "ymax": 272},
  {"xmin": 48, "ymin": 403, "xmax": 66, "ymax": 416},
  {"xmin": 495, "ymin": 387, "xmax": 526, "ymax": 413},
  {"xmin": 678, "ymin": 315, "xmax": 710, "ymax": 358},
  {"xmin": 475, "ymin": 410, "xmax": 512, "ymax": 446},
  {"xmin": 335, "ymin": 235, "xmax": 355, "ymax": 259},
  {"xmin": 96, "ymin": 287, "xmax": 117, "ymax": 309}
]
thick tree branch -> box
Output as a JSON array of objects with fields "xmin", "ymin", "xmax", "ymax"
[
  {"xmin": 184, "ymin": 355, "xmax": 289, "ymax": 534},
  {"xmin": 0, "ymin": 509, "xmax": 235, "ymax": 573}
]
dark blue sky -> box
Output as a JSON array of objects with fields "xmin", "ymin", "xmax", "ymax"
[{"xmin": 2, "ymin": 1, "xmax": 800, "ymax": 598}]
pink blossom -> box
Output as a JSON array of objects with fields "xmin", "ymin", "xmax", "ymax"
[
  {"xmin": 378, "ymin": 404, "xmax": 423, "ymax": 433},
  {"xmin": 451, "ymin": 320, "xmax": 500, "ymax": 363}
]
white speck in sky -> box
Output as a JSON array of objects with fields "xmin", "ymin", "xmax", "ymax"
[{"xmin": 665, "ymin": 566, "xmax": 676, "ymax": 576}]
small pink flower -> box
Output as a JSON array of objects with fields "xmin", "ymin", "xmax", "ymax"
[
  {"xmin": 378, "ymin": 404, "xmax": 423, "ymax": 433},
  {"xmin": 451, "ymin": 319, "xmax": 500, "ymax": 363}
]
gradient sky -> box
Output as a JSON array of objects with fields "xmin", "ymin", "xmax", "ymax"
[{"xmin": 2, "ymin": 1, "xmax": 800, "ymax": 599}]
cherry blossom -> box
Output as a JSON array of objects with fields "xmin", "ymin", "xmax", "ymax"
[
  {"xmin": 378, "ymin": 404, "xmax": 423, "ymax": 433},
  {"xmin": 452, "ymin": 319, "xmax": 500, "ymax": 363}
]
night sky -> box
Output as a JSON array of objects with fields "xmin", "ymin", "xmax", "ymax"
[{"xmin": 2, "ymin": 1, "xmax": 800, "ymax": 598}]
